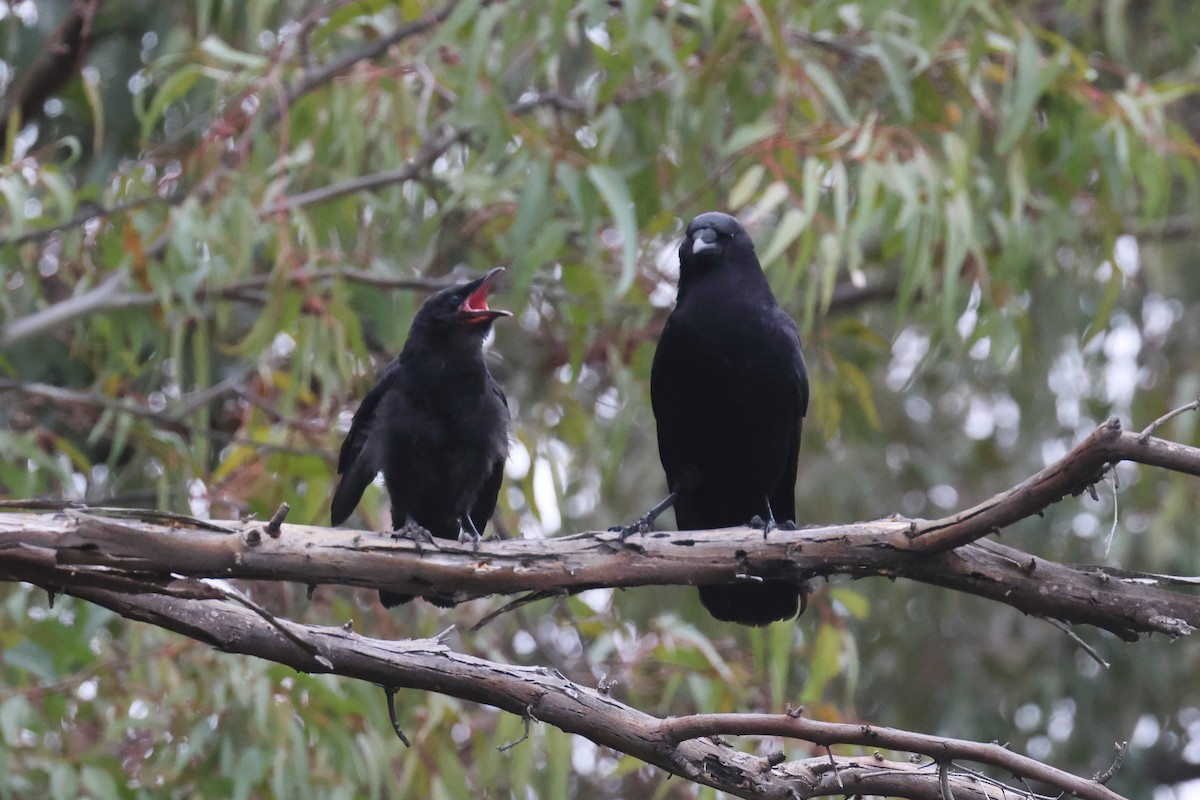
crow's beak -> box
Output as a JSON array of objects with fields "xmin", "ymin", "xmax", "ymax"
[
  {"xmin": 459, "ymin": 267, "xmax": 512, "ymax": 323},
  {"xmin": 691, "ymin": 227, "xmax": 720, "ymax": 255}
]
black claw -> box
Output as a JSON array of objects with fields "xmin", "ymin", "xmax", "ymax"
[
  {"xmin": 610, "ymin": 492, "xmax": 676, "ymax": 540},
  {"xmin": 750, "ymin": 514, "xmax": 776, "ymax": 538},
  {"xmin": 459, "ymin": 528, "xmax": 482, "ymax": 552},
  {"xmin": 391, "ymin": 519, "xmax": 437, "ymax": 553},
  {"xmin": 460, "ymin": 516, "xmax": 483, "ymax": 552},
  {"xmin": 611, "ymin": 515, "xmax": 654, "ymax": 540}
]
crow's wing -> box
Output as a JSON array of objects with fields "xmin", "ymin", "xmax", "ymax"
[
  {"xmin": 330, "ymin": 359, "xmax": 403, "ymax": 526},
  {"xmin": 466, "ymin": 379, "xmax": 509, "ymax": 535}
]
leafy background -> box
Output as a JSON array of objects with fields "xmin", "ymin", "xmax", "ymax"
[{"xmin": 3, "ymin": 0, "xmax": 1200, "ymax": 797}]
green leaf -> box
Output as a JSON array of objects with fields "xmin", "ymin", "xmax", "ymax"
[
  {"xmin": 728, "ymin": 164, "xmax": 766, "ymax": 210},
  {"xmin": 804, "ymin": 62, "xmax": 852, "ymax": 124},
  {"xmin": 0, "ymin": 697, "xmax": 31, "ymax": 745},
  {"xmin": 79, "ymin": 765, "xmax": 120, "ymax": 800},
  {"xmin": 760, "ymin": 207, "xmax": 808, "ymax": 266},
  {"xmin": 137, "ymin": 65, "xmax": 201, "ymax": 142},
  {"xmin": 829, "ymin": 587, "xmax": 870, "ymax": 619},
  {"xmin": 586, "ymin": 165, "xmax": 639, "ymax": 296},
  {"xmin": 722, "ymin": 118, "xmax": 777, "ymax": 157},
  {"xmin": 997, "ymin": 32, "xmax": 1064, "ymax": 154},
  {"xmin": 199, "ymin": 35, "xmax": 269, "ymax": 69},
  {"xmin": 868, "ymin": 37, "xmax": 914, "ymax": 121},
  {"xmin": 801, "ymin": 624, "xmax": 843, "ymax": 704}
]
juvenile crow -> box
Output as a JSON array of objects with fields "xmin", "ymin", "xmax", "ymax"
[
  {"xmin": 331, "ymin": 268, "xmax": 511, "ymax": 608},
  {"xmin": 632, "ymin": 212, "xmax": 810, "ymax": 626}
]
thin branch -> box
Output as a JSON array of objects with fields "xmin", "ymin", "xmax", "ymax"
[
  {"xmin": 0, "ymin": 195, "xmax": 169, "ymax": 248},
  {"xmin": 1137, "ymin": 399, "xmax": 1200, "ymax": 442},
  {"xmin": 266, "ymin": 0, "xmax": 489, "ymax": 130},
  {"xmin": 52, "ymin": 585, "xmax": 1122, "ymax": 800},
  {"xmin": 909, "ymin": 417, "xmax": 1200, "ymax": 553},
  {"xmin": 1040, "ymin": 616, "xmax": 1110, "ymax": 669},
  {"xmin": 658, "ymin": 714, "xmax": 1118, "ymax": 799},
  {"xmin": 0, "ymin": 378, "xmax": 334, "ymax": 459},
  {"xmin": 0, "ymin": 266, "xmax": 458, "ymax": 349},
  {"xmin": 0, "ymin": 271, "xmax": 135, "ymax": 349},
  {"xmin": 1094, "ymin": 741, "xmax": 1127, "ymax": 785},
  {"xmin": 202, "ymin": 578, "xmax": 333, "ymax": 669},
  {"xmin": 383, "ymin": 686, "xmax": 412, "ymax": 746},
  {"xmin": 261, "ymin": 128, "xmax": 469, "ymax": 214},
  {"xmin": 497, "ymin": 704, "xmax": 535, "ymax": 751}
]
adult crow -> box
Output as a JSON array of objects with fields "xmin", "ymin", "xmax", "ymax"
[
  {"xmin": 629, "ymin": 212, "xmax": 810, "ymax": 626},
  {"xmin": 330, "ymin": 267, "xmax": 511, "ymax": 608}
]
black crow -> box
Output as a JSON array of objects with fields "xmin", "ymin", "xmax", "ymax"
[
  {"xmin": 631, "ymin": 212, "xmax": 810, "ymax": 626},
  {"xmin": 331, "ymin": 267, "xmax": 511, "ymax": 608}
]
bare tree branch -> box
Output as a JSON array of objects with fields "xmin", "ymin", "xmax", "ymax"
[
  {"xmin": 8, "ymin": 412, "xmax": 1195, "ymax": 798},
  {"xmin": 5, "ymin": 414, "xmax": 1200, "ymax": 644},
  {"xmin": 0, "ymin": 267, "xmax": 456, "ymax": 349},
  {"xmin": 0, "ymin": 376, "xmax": 334, "ymax": 460},
  {"xmin": 261, "ymin": 128, "xmax": 470, "ymax": 214},
  {"xmin": 265, "ymin": 0, "xmax": 491, "ymax": 130},
  {"xmin": 910, "ymin": 417, "xmax": 1200, "ymax": 553},
  {"xmin": 48, "ymin": 584, "xmax": 1121, "ymax": 800}
]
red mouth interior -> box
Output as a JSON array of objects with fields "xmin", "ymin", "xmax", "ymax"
[{"xmin": 462, "ymin": 284, "xmax": 492, "ymax": 313}]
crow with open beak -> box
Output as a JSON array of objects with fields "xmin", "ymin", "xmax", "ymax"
[{"xmin": 331, "ymin": 267, "xmax": 511, "ymax": 608}]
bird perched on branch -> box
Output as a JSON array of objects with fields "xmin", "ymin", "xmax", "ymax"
[
  {"xmin": 330, "ymin": 267, "xmax": 511, "ymax": 608},
  {"xmin": 625, "ymin": 212, "xmax": 810, "ymax": 626}
]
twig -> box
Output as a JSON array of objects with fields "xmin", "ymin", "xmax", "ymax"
[
  {"xmin": 497, "ymin": 704, "xmax": 536, "ymax": 752},
  {"xmin": 1103, "ymin": 470, "xmax": 1119, "ymax": 558},
  {"xmin": 5, "ymin": 491, "xmax": 1200, "ymax": 642},
  {"xmin": 1094, "ymin": 741, "xmax": 1127, "ymax": 785},
  {"xmin": 471, "ymin": 588, "xmax": 567, "ymax": 631},
  {"xmin": 938, "ymin": 762, "xmax": 955, "ymax": 800},
  {"xmin": 267, "ymin": 0, "xmax": 488, "ymax": 129},
  {"xmin": 383, "ymin": 686, "xmax": 412, "ymax": 746},
  {"xmin": 824, "ymin": 745, "xmax": 843, "ymax": 789},
  {"xmin": 0, "ymin": 266, "xmax": 454, "ymax": 348},
  {"xmin": 1041, "ymin": 617, "xmax": 1110, "ymax": 669},
  {"xmin": 657, "ymin": 714, "xmax": 1122, "ymax": 798},
  {"xmin": 0, "ymin": 271, "xmax": 134, "ymax": 348},
  {"xmin": 264, "ymin": 503, "xmax": 290, "ymax": 538},
  {"xmin": 201, "ymin": 579, "xmax": 334, "ymax": 670},
  {"xmin": 0, "ymin": 195, "xmax": 169, "ymax": 248},
  {"xmin": 72, "ymin": 507, "xmax": 239, "ymax": 533},
  {"xmin": 262, "ymin": 128, "xmax": 468, "ymax": 214},
  {"xmin": 1138, "ymin": 399, "xmax": 1200, "ymax": 442},
  {"xmin": 0, "ymin": 378, "xmax": 336, "ymax": 459}
]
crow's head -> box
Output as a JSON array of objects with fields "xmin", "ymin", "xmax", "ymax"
[
  {"xmin": 414, "ymin": 267, "xmax": 511, "ymax": 338},
  {"xmin": 679, "ymin": 212, "xmax": 755, "ymax": 269}
]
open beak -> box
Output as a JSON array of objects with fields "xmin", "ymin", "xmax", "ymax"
[{"xmin": 459, "ymin": 266, "xmax": 512, "ymax": 323}]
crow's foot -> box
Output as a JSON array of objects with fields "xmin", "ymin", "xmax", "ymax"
[
  {"xmin": 609, "ymin": 491, "xmax": 678, "ymax": 540},
  {"xmin": 459, "ymin": 516, "xmax": 483, "ymax": 552},
  {"xmin": 391, "ymin": 519, "xmax": 437, "ymax": 553},
  {"xmin": 749, "ymin": 514, "xmax": 776, "ymax": 538},
  {"xmin": 609, "ymin": 514, "xmax": 656, "ymax": 540}
]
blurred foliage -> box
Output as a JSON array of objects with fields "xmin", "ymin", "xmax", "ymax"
[{"xmin": 3, "ymin": 0, "xmax": 1200, "ymax": 796}]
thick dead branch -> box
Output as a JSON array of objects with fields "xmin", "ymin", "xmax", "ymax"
[
  {"xmin": 0, "ymin": 514, "xmax": 1195, "ymax": 641},
  {"xmin": 55, "ymin": 585, "xmax": 1121, "ymax": 800},
  {"xmin": 5, "ymin": 413, "xmax": 1200, "ymax": 644}
]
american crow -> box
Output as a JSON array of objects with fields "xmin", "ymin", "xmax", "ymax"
[
  {"xmin": 633, "ymin": 212, "xmax": 810, "ymax": 626},
  {"xmin": 331, "ymin": 268, "xmax": 511, "ymax": 608}
]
